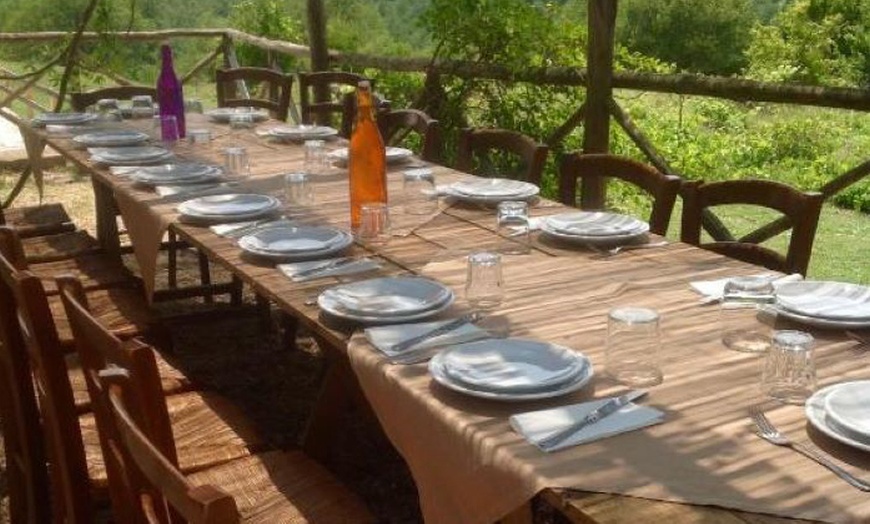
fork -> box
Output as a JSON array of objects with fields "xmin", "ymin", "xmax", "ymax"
[
  {"xmin": 591, "ymin": 240, "xmax": 669, "ymax": 257},
  {"xmin": 749, "ymin": 407, "xmax": 870, "ymax": 491}
]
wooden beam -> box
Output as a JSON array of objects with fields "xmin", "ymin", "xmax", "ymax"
[
  {"xmin": 180, "ymin": 46, "xmax": 221, "ymax": 85},
  {"xmin": 581, "ymin": 0, "xmax": 617, "ymax": 208},
  {"xmin": 546, "ymin": 102, "xmax": 585, "ymax": 148}
]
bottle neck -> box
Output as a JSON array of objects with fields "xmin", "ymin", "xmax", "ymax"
[
  {"xmin": 160, "ymin": 46, "xmax": 174, "ymax": 69},
  {"xmin": 356, "ymin": 87, "xmax": 374, "ymax": 123}
]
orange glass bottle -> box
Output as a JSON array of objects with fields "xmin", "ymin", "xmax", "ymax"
[{"xmin": 348, "ymin": 81, "xmax": 387, "ymax": 233}]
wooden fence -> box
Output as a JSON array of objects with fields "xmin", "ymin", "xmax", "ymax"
[{"xmin": 1, "ymin": 18, "xmax": 868, "ymax": 243}]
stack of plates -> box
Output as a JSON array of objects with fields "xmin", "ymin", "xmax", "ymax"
[
  {"xmin": 327, "ymin": 147, "xmax": 414, "ymax": 166},
  {"xmin": 444, "ymin": 178, "xmax": 540, "ymax": 204},
  {"xmin": 238, "ymin": 224, "xmax": 352, "ymax": 261},
  {"xmin": 205, "ymin": 107, "xmax": 269, "ymax": 123},
  {"xmin": 540, "ymin": 211, "xmax": 650, "ymax": 244},
  {"xmin": 177, "ymin": 193, "xmax": 281, "ymax": 223},
  {"xmin": 32, "ymin": 112, "xmax": 98, "ymax": 126},
  {"xmin": 267, "ymin": 125, "xmax": 338, "ymax": 141},
  {"xmin": 318, "ymin": 276, "xmax": 454, "ymax": 323},
  {"xmin": 73, "ymin": 130, "xmax": 150, "ymax": 147},
  {"xmin": 128, "ymin": 163, "xmax": 223, "ymax": 186},
  {"xmin": 89, "ymin": 146, "xmax": 173, "ymax": 166},
  {"xmin": 806, "ymin": 381, "xmax": 870, "ymax": 451},
  {"xmin": 429, "ymin": 339, "xmax": 593, "ymax": 401},
  {"xmin": 773, "ymin": 281, "xmax": 870, "ymax": 329}
]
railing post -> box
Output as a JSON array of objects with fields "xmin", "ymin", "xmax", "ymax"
[
  {"xmin": 307, "ymin": 0, "xmax": 331, "ymax": 119},
  {"xmin": 581, "ymin": 0, "xmax": 617, "ymax": 208}
]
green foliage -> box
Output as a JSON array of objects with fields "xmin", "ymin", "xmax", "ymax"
[
  {"xmin": 619, "ymin": 0, "xmax": 757, "ymax": 75},
  {"xmin": 745, "ymin": 0, "xmax": 870, "ymax": 86},
  {"xmin": 229, "ymin": 0, "xmax": 304, "ymax": 69}
]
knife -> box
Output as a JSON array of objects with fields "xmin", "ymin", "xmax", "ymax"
[
  {"xmin": 539, "ymin": 390, "xmax": 648, "ymax": 450},
  {"xmin": 389, "ymin": 313, "xmax": 479, "ymax": 354},
  {"xmin": 293, "ymin": 258, "xmax": 357, "ymax": 279}
]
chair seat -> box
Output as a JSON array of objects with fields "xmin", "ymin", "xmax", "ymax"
[
  {"xmin": 81, "ymin": 390, "xmax": 268, "ymax": 490},
  {"xmin": 187, "ymin": 450, "xmax": 374, "ymax": 523},
  {"xmin": 21, "ymin": 230, "xmax": 101, "ymax": 263},
  {"xmin": 49, "ymin": 287, "xmax": 158, "ymax": 345},
  {"xmin": 2, "ymin": 203, "xmax": 75, "ymax": 238},
  {"xmin": 29, "ymin": 253, "xmax": 138, "ymax": 295},
  {"xmin": 66, "ymin": 350, "xmax": 192, "ymax": 414}
]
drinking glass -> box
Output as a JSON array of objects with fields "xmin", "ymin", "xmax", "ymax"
[
  {"xmin": 187, "ymin": 128, "xmax": 212, "ymax": 146},
  {"xmin": 465, "ymin": 251, "xmax": 505, "ymax": 311},
  {"xmin": 229, "ymin": 111, "xmax": 256, "ymax": 131},
  {"xmin": 185, "ymin": 98, "xmax": 204, "ymax": 114},
  {"xmin": 606, "ymin": 306, "xmax": 663, "ymax": 387},
  {"xmin": 284, "ymin": 172, "xmax": 314, "ymax": 207},
  {"xmin": 720, "ymin": 276, "xmax": 775, "ymax": 352},
  {"xmin": 96, "ymin": 98, "xmax": 121, "ymax": 121},
  {"xmin": 131, "ymin": 95, "xmax": 155, "ymax": 119},
  {"xmin": 496, "ymin": 200, "xmax": 530, "ymax": 255},
  {"xmin": 304, "ymin": 140, "xmax": 328, "ymax": 175},
  {"xmin": 761, "ymin": 330, "xmax": 816, "ymax": 404},
  {"xmin": 358, "ymin": 203, "xmax": 391, "ymax": 245},
  {"xmin": 158, "ymin": 115, "xmax": 180, "ymax": 146},
  {"xmin": 224, "ymin": 146, "xmax": 250, "ymax": 177},
  {"xmin": 402, "ymin": 169, "xmax": 438, "ymax": 215}
]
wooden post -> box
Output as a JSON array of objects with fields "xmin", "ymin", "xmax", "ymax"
[
  {"xmin": 581, "ymin": 0, "xmax": 617, "ymax": 208},
  {"xmin": 307, "ymin": 0, "xmax": 331, "ymax": 112}
]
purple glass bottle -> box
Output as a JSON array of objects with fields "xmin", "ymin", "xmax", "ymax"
[{"xmin": 157, "ymin": 43, "xmax": 186, "ymax": 138}]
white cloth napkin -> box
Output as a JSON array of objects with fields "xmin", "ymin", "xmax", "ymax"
[
  {"xmin": 278, "ymin": 257, "xmax": 381, "ymax": 282},
  {"xmin": 156, "ymin": 183, "xmax": 221, "ymax": 197},
  {"xmin": 510, "ymin": 397, "xmax": 665, "ymax": 452},
  {"xmin": 365, "ymin": 320, "xmax": 491, "ymax": 357},
  {"xmin": 209, "ymin": 218, "xmax": 294, "ymax": 238},
  {"xmin": 690, "ymin": 273, "xmax": 803, "ymax": 304}
]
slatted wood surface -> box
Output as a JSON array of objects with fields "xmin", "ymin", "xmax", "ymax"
[{"xmin": 31, "ymin": 115, "xmax": 868, "ymax": 524}]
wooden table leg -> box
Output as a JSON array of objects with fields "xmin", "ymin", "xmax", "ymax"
[{"xmin": 91, "ymin": 178, "xmax": 122, "ymax": 262}]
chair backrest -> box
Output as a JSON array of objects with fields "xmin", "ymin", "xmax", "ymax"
[
  {"xmin": 70, "ymin": 85, "xmax": 158, "ymax": 112},
  {"xmin": 377, "ymin": 109, "xmax": 442, "ymax": 163},
  {"xmin": 215, "ymin": 67, "xmax": 294, "ymax": 121},
  {"xmin": 59, "ymin": 279, "xmax": 240, "ymax": 524},
  {"xmin": 456, "ymin": 128, "xmax": 549, "ymax": 186},
  {"xmin": 680, "ymin": 179, "xmax": 824, "ymax": 275},
  {"xmin": 102, "ymin": 368, "xmax": 240, "ymax": 524},
  {"xmin": 298, "ymin": 71, "xmax": 369, "ymax": 128},
  {"xmin": 0, "ymin": 227, "xmax": 94, "ymax": 523},
  {"xmin": 0, "ymin": 230, "xmax": 51, "ymax": 523},
  {"xmin": 558, "ymin": 153, "xmax": 682, "ymax": 236}
]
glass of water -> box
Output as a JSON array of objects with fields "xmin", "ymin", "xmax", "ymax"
[
  {"xmin": 761, "ymin": 330, "xmax": 816, "ymax": 404},
  {"xmin": 606, "ymin": 306, "xmax": 664, "ymax": 387},
  {"xmin": 465, "ymin": 251, "xmax": 505, "ymax": 311}
]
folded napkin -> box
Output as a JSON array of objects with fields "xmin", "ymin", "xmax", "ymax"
[
  {"xmin": 209, "ymin": 218, "xmax": 294, "ymax": 238},
  {"xmin": 691, "ymin": 273, "xmax": 803, "ymax": 304},
  {"xmin": 156, "ymin": 183, "xmax": 221, "ymax": 197},
  {"xmin": 510, "ymin": 397, "xmax": 665, "ymax": 452},
  {"xmin": 278, "ymin": 257, "xmax": 381, "ymax": 282},
  {"xmin": 365, "ymin": 320, "xmax": 491, "ymax": 357}
]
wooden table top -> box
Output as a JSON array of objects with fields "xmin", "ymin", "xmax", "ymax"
[{"xmin": 32, "ymin": 116, "xmax": 868, "ymax": 524}]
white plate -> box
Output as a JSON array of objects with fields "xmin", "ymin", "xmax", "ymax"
[
  {"xmin": 205, "ymin": 107, "xmax": 269, "ymax": 123},
  {"xmin": 33, "ymin": 112, "xmax": 98, "ymax": 126},
  {"xmin": 439, "ymin": 339, "xmax": 588, "ymax": 393},
  {"xmin": 823, "ymin": 381, "xmax": 870, "ymax": 439},
  {"xmin": 178, "ymin": 194, "xmax": 280, "ymax": 217},
  {"xmin": 544, "ymin": 212, "xmax": 649, "ymax": 238},
  {"xmin": 806, "ymin": 383, "xmax": 870, "ymax": 452},
  {"xmin": 89, "ymin": 145, "xmax": 172, "ymax": 162},
  {"xmin": 318, "ymin": 277, "xmax": 455, "ymax": 324},
  {"xmin": 240, "ymin": 228, "xmax": 353, "ymax": 261},
  {"xmin": 327, "ymin": 147, "xmax": 414, "ymax": 165},
  {"xmin": 429, "ymin": 344, "xmax": 593, "ymax": 401},
  {"xmin": 444, "ymin": 179, "xmax": 540, "ymax": 204},
  {"xmin": 776, "ymin": 281, "xmax": 870, "ymax": 321},
  {"xmin": 321, "ymin": 276, "xmax": 452, "ymax": 316},
  {"xmin": 239, "ymin": 225, "xmax": 349, "ymax": 254},
  {"xmin": 130, "ymin": 164, "xmax": 222, "ymax": 185},
  {"xmin": 268, "ymin": 125, "xmax": 338, "ymax": 140},
  {"xmin": 73, "ymin": 130, "xmax": 150, "ymax": 147},
  {"xmin": 763, "ymin": 305, "xmax": 870, "ymax": 330}
]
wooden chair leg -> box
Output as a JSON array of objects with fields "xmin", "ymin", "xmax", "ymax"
[
  {"xmin": 230, "ymin": 275, "xmax": 243, "ymax": 307},
  {"xmin": 167, "ymin": 230, "xmax": 178, "ymax": 289},
  {"xmin": 197, "ymin": 252, "xmax": 213, "ymax": 304}
]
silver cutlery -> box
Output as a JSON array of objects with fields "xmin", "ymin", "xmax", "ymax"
[
  {"xmin": 591, "ymin": 240, "xmax": 669, "ymax": 257},
  {"xmin": 749, "ymin": 406, "xmax": 870, "ymax": 491},
  {"xmin": 389, "ymin": 312, "xmax": 481, "ymax": 354},
  {"xmin": 539, "ymin": 390, "xmax": 647, "ymax": 451},
  {"xmin": 293, "ymin": 258, "xmax": 358, "ymax": 279}
]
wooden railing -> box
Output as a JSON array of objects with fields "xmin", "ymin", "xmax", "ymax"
[{"xmin": 1, "ymin": 24, "xmax": 868, "ymax": 244}]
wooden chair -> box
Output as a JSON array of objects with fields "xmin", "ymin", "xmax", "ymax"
[
  {"xmin": 59, "ymin": 278, "xmax": 376, "ymax": 524},
  {"xmin": 378, "ymin": 108, "xmax": 442, "ymax": 163},
  {"xmin": 0, "ymin": 202, "xmax": 75, "ymax": 238},
  {"xmin": 680, "ymin": 179, "xmax": 824, "ymax": 276},
  {"xmin": 456, "ymin": 127, "xmax": 549, "ymax": 186},
  {"xmin": 558, "ymin": 153, "xmax": 682, "ymax": 236},
  {"xmin": 215, "ymin": 67, "xmax": 294, "ymax": 121},
  {"xmin": 70, "ymin": 85, "xmax": 157, "ymax": 112},
  {"xmin": 298, "ymin": 70, "xmax": 369, "ymax": 129}
]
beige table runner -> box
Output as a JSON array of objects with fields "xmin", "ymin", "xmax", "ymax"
[{"xmin": 347, "ymin": 252, "xmax": 870, "ymax": 524}]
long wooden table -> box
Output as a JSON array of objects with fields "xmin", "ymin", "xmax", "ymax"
[{"xmin": 29, "ymin": 115, "xmax": 870, "ymax": 524}]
